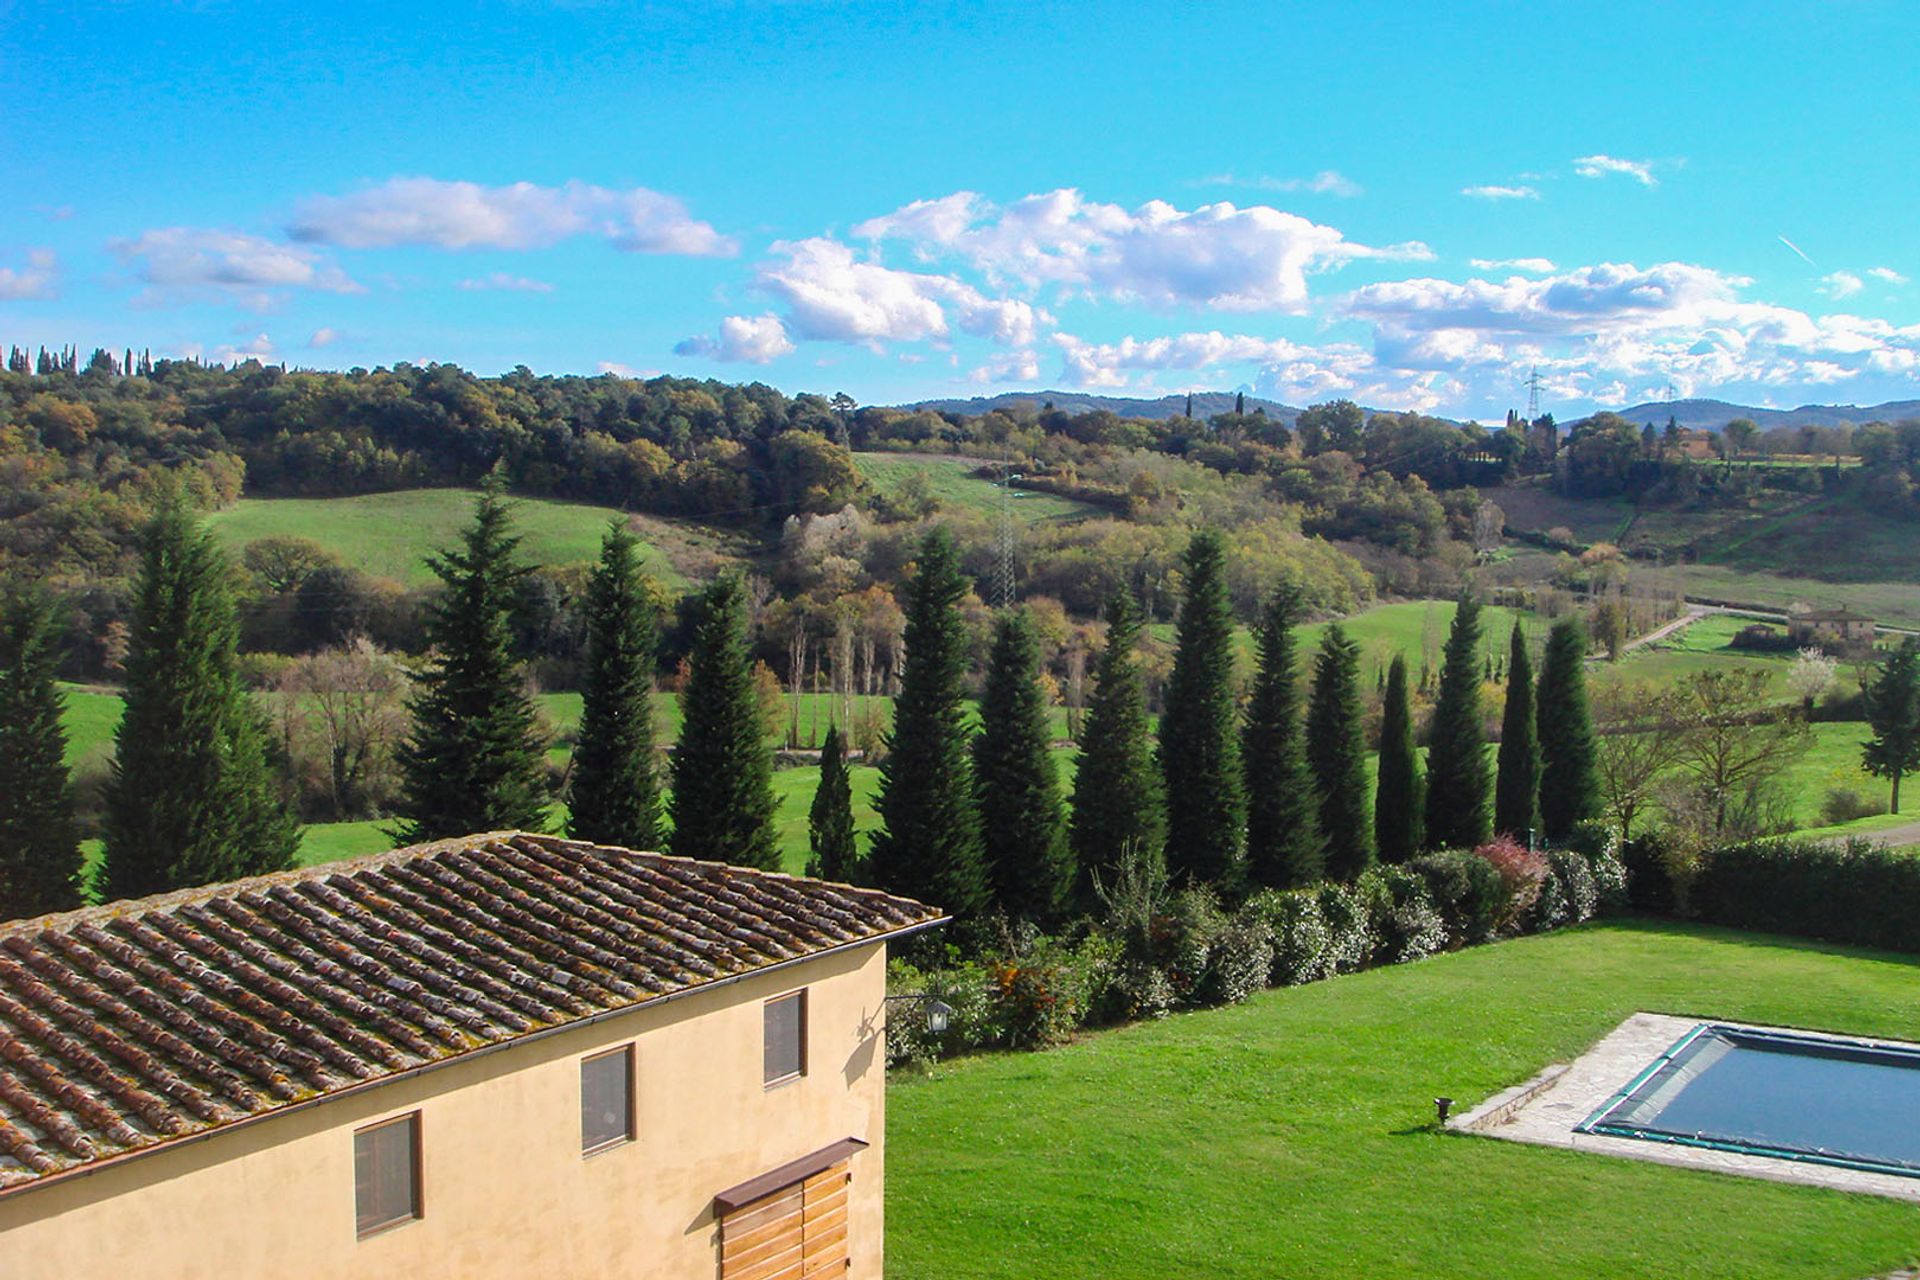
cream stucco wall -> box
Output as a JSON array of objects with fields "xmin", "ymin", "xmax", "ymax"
[{"xmin": 0, "ymin": 940, "xmax": 892, "ymax": 1280}]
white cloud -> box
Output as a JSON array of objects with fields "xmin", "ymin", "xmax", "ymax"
[
  {"xmin": 967, "ymin": 349, "xmax": 1041, "ymax": 384},
  {"xmin": 288, "ymin": 177, "xmax": 735, "ymax": 256},
  {"xmin": 856, "ymin": 188, "xmax": 1428, "ymax": 313},
  {"xmin": 674, "ymin": 312, "xmax": 795, "ymax": 364},
  {"xmin": 0, "ymin": 248, "xmax": 58, "ymax": 300},
  {"xmin": 1469, "ymin": 257, "xmax": 1556, "ymax": 273},
  {"xmin": 1573, "ymin": 154, "xmax": 1658, "ymax": 186},
  {"xmin": 752, "ymin": 238, "xmax": 1047, "ymax": 347},
  {"xmin": 457, "ymin": 272, "xmax": 555, "ymax": 293},
  {"xmin": 1200, "ymin": 170, "xmax": 1362, "ymax": 198},
  {"xmin": 1821, "ymin": 271, "xmax": 1863, "ymax": 300},
  {"xmin": 1869, "ymin": 266, "xmax": 1908, "ymax": 285},
  {"xmin": 1050, "ymin": 330, "xmax": 1373, "ymax": 392},
  {"xmin": 308, "ymin": 327, "xmax": 338, "ymax": 348},
  {"xmin": 110, "ymin": 228, "xmax": 362, "ymax": 306},
  {"xmin": 1461, "ymin": 185, "xmax": 1538, "ymax": 201},
  {"xmin": 597, "ymin": 361, "xmax": 661, "ymax": 378},
  {"xmin": 214, "ymin": 332, "xmax": 276, "ymax": 364}
]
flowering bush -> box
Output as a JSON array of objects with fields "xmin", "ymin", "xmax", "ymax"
[
  {"xmin": 1408, "ymin": 851, "xmax": 1505, "ymax": 945},
  {"xmin": 1362, "ymin": 866, "xmax": 1449, "ymax": 963},
  {"xmin": 1473, "ymin": 835, "xmax": 1549, "ymax": 934},
  {"xmin": 1316, "ymin": 881, "xmax": 1373, "ymax": 973},
  {"xmin": 1245, "ymin": 889, "xmax": 1333, "ymax": 986}
]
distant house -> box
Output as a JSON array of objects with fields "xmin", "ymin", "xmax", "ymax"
[
  {"xmin": 1787, "ymin": 607, "xmax": 1877, "ymax": 652},
  {"xmin": 0, "ymin": 832, "xmax": 943, "ymax": 1279},
  {"xmin": 1673, "ymin": 427, "xmax": 1719, "ymax": 460}
]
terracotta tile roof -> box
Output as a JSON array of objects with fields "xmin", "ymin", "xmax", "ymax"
[{"xmin": 0, "ymin": 832, "xmax": 942, "ymax": 1195}]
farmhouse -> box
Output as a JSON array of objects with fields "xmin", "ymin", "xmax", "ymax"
[
  {"xmin": 1787, "ymin": 607, "xmax": 1876, "ymax": 652},
  {"xmin": 0, "ymin": 832, "xmax": 943, "ymax": 1279}
]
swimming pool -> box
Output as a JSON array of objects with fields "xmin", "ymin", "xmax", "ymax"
[{"xmin": 1577, "ymin": 1023, "xmax": 1920, "ymax": 1179}]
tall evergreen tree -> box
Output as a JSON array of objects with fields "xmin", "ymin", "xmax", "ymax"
[
  {"xmin": 807, "ymin": 724, "xmax": 858, "ymax": 881},
  {"xmin": 1069, "ymin": 591, "xmax": 1165, "ymax": 905},
  {"xmin": 0, "ymin": 587, "xmax": 82, "ymax": 919},
  {"xmin": 1423, "ymin": 594, "xmax": 1492, "ymax": 850},
  {"xmin": 973, "ymin": 610, "xmax": 1075, "ymax": 925},
  {"xmin": 1494, "ymin": 622, "xmax": 1541, "ymax": 839},
  {"xmin": 669, "ymin": 574, "xmax": 779, "ymax": 869},
  {"xmin": 1863, "ymin": 638, "xmax": 1920, "ymax": 814},
  {"xmin": 1242, "ymin": 585, "xmax": 1325, "ymax": 888},
  {"xmin": 392, "ymin": 481, "xmax": 549, "ymax": 842},
  {"xmin": 1536, "ymin": 617, "xmax": 1602, "ymax": 839},
  {"xmin": 1159, "ymin": 529, "xmax": 1246, "ymax": 887},
  {"xmin": 868, "ymin": 529, "xmax": 988, "ymax": 919},
  {"xmin": 102, "ymin": 506, "xmax": 298, "ymax": 900},
  {"xmin": 567, "ymin": 522, "xmax": 662, "ymax": 849},
  {"xmin": 1374, "ymin": 653, "xmax": 1422, "ymax": 864},
  {"xmin": 1306, "ymin": 624, "xmax": 1373, "ymax": 879}
]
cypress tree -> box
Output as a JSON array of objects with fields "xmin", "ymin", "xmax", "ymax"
[
  {"xmin": 1493, "ymin": 622, "xmax": 1540, "ymax": 840},
  {"xmin": 392, "ymin": 481, "xmax": 549, "ymax": 842},
  {"xmin": 102, "ymin": 506, "xmax": 298, "ymax": 900},
  {"xmin": 973, "ymin": 610, "xmax": 1075, "ymax": 926},
  {"xmin": 1306, "ymin": 624, "xmax": 1372, "ymax": 879},
  {"xmin": 0, "ymin": 586, "xmax": 82, "ymax": 918},
  {"xmin": 1864, "ymin": 639, "xmax": 1920, "ymax": 813},
  {"xmin": 868, "ymin": 529, "xmax": 988, "ymax": 919},
  {"xmin": 1374, "ymin": 653, "xmax": 1422, "ymax": 864},
  {"xmin": 807, "ymin": 724, "xmax": 858, "ymax": 881},
  {"xmin": 1242, "ymin": 586, "xmax": 1325, "ymax": 888},
  {"xmin": 1069, "ymin": 591, "xmax": 1164, "ymax": 906},
  {"xmin": 669, "ymin": 573, "xmax": 779, "ymax": 869},
  {"xmin": 1159, "ymin": 529, "xmax": 1245, "ymax": 888},
  {"xmin": 1423, "ymin": 593, "xmax": 1492, "ymax": 849},
  {"xmin": 567, "ymin": 522, "xmax": 662, "ymax": 849},
  {"xmin": 1536, "ymin": 617, "xmax": 1602, "ymax": 839}
]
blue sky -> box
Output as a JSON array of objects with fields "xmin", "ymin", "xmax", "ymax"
[{"xmin": 4, "ymin": 0, "xmax": 1918, "ymax": 419}]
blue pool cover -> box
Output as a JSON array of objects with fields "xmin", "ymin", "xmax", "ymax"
[{"xmin": 1577, "ymin": 1023, "xmax": 1920, "ymax": 1178}]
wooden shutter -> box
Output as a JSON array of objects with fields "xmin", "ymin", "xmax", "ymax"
[{"xmin": 719, "ymin": 1159, "xmax": 851, "ymax": 1280}]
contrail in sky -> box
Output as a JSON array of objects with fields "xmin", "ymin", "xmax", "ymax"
[{"xmin": 1777, "ymin": 235, "xmax": 1816, "ymax": 267}]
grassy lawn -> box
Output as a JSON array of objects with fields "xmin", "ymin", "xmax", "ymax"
[
  {"xmin": 854, "ymin": 453, "xmax": 1102, "ymax": 524},
  {"xmin": 204, "ymin": 489, "xmax": 677, "ymax": 588},
  {"xmin": 887, "ymin": 920, "xmax": 1920, "ymax": 1280}
]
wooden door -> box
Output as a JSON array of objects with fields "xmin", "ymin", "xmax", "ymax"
[{"xmin": 720, "ymin": 1160, "xmax": 851, "ymax": 1280}]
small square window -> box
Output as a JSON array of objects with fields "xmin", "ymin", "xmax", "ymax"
[
  {"xmin": 354, "ymin": 1114, "xmax": 420, "ymax": 1238},
  {"xmin": 581, "ymin": 1046, "xmax": 634, "ymax": 1154},
  {"xmin": 764, "ymin": 991, "xmax": 807, "ymax": 1086}
]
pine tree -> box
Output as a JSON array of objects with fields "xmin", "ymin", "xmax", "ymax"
[
  {"xmin": 1423, "ymin": 594, "xmax": 1492, "ymax": 850},
  {"xmin": 808, "ymin": 725, "xmax": 858, "ymax": 881},
  {"xmin": 567, "ymin": 522, "xmax": 662, "ymax": 849},
  {"xmin": 1494, "ymin": 622, "xmax": 1540, "ymax": 840},
  {"xmin": 1069, "ymin": 591, "xmax": 1165, "ymax": 907},
  {"xmin": 973, "ymin": 610, "xmax": 1075, "ymax": 926},
  {"xmin": 1536, "ymin": 617, "xmax": 1602, "ymax": 839},
  {"xmin": 1864, "ymin": 639, "xmax": 1920, "ymax": 813},
  {"xmin": 868, "ymin": 529, "xmax": 988, "ymax": 918},
  {"xmin": 1242, "ymin": 586, "xmax": 1325, "ymax": 888},
  {"xmin": 0, "ymin": 586, "xmax": 82, "ymax": 919},
  {"xmin": 392, "ymin": 481, "xmax": 549, "ymax": 842},
  {"xmin": 669, "ymin": 574, "xmax": 779, "ymax": 869},
  {"xmin": 1159, "ymin": 529, "xmax": 1245, "ymax": 888},
  {"xmin": 1374, "ymin": 653, "xmax": 1422, "ymax": 864},
  {"xmin": 1306, "ymin": 624, "xmax": 1373, "ymax": 879},
  {"xmin": 102, "ymin": 506, "xmax": 298, "ymax": 900}
]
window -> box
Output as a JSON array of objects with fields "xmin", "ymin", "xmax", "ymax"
[
  {"xmin": 581, "ymin": 1045, "xmax": 634, "ymax": 1154},
  {"xmin": 354, "ymin": 1113, "xmax": 420, "ymax": 1238},
  {"xmin": 763, "ymin": 990, "xmax": 807, "ymax": 1086}
]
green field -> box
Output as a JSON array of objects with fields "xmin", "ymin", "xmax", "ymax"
[
  {"xmin": 887, "ymin": 920, "xmax": 1920, "ymax": 1280},
  {"xmin": 854, "ymin": 453, "xmax": 1102, "ymax": 524},
  {"xmin": 205, "ymin": 489, "xmax": 676, "ymax": 588}
]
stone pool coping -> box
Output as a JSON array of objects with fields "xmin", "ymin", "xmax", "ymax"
[{"xmin": 1449, "ymin": 1011, "xmax": 1920, "ymax": 1205}]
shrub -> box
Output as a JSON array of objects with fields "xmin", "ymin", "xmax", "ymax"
[
  {"xmin": 1544, "ymin": 847, "xmax": 1599, "ymax": 926},
  {"xmin": 1472, "ymin": 836, "xmax": 1548, "ymax": 934},
  {"xmin": 1196, "ymin": 909, "xmax": 1274, "ymax": 1007},
  {"xmin": 1620, "ymin": 833, "xmax": 1676, "ymax": 915},
  {"xmin": 1362, "ymin": 865, "xmax": 1448, "ymax": 964},
  {"xmin": 885, "ymin": 957, "xmax": 999, "ymax": 1068},
  {"xmin": 1820, "ymin": 787, "xmax": 1886, "ymax": 826},
  {"xmin": 1693, "ymin": 836, "xmax": 1920, "ymax": 954},
  {"xmin": 1246, "ymin": 888, "xmax": 1333, "ymax": 986},
  {"xmin": 1316, "ymin": 881, "xmax": 1372, "ymax": 973},
  {"xmin": 1527, "ymin": 861, "xmax": 1571, "ymax": 932},
  {"xmin": 1161, "ymin": 886, "xmax": 1229, "ymax": 1004},
  {"xmin": 1408, "ymin": 851, "xmax": 1505, "ymax": 946},
  {"xmin": 992, "ymin": 932, "xmax": 1119, "ymax": 1049}
]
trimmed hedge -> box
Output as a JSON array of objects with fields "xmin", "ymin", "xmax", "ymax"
[{"xmin": 1693, "ymin": 837, "xmax": 1919, "ymax": 954}]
